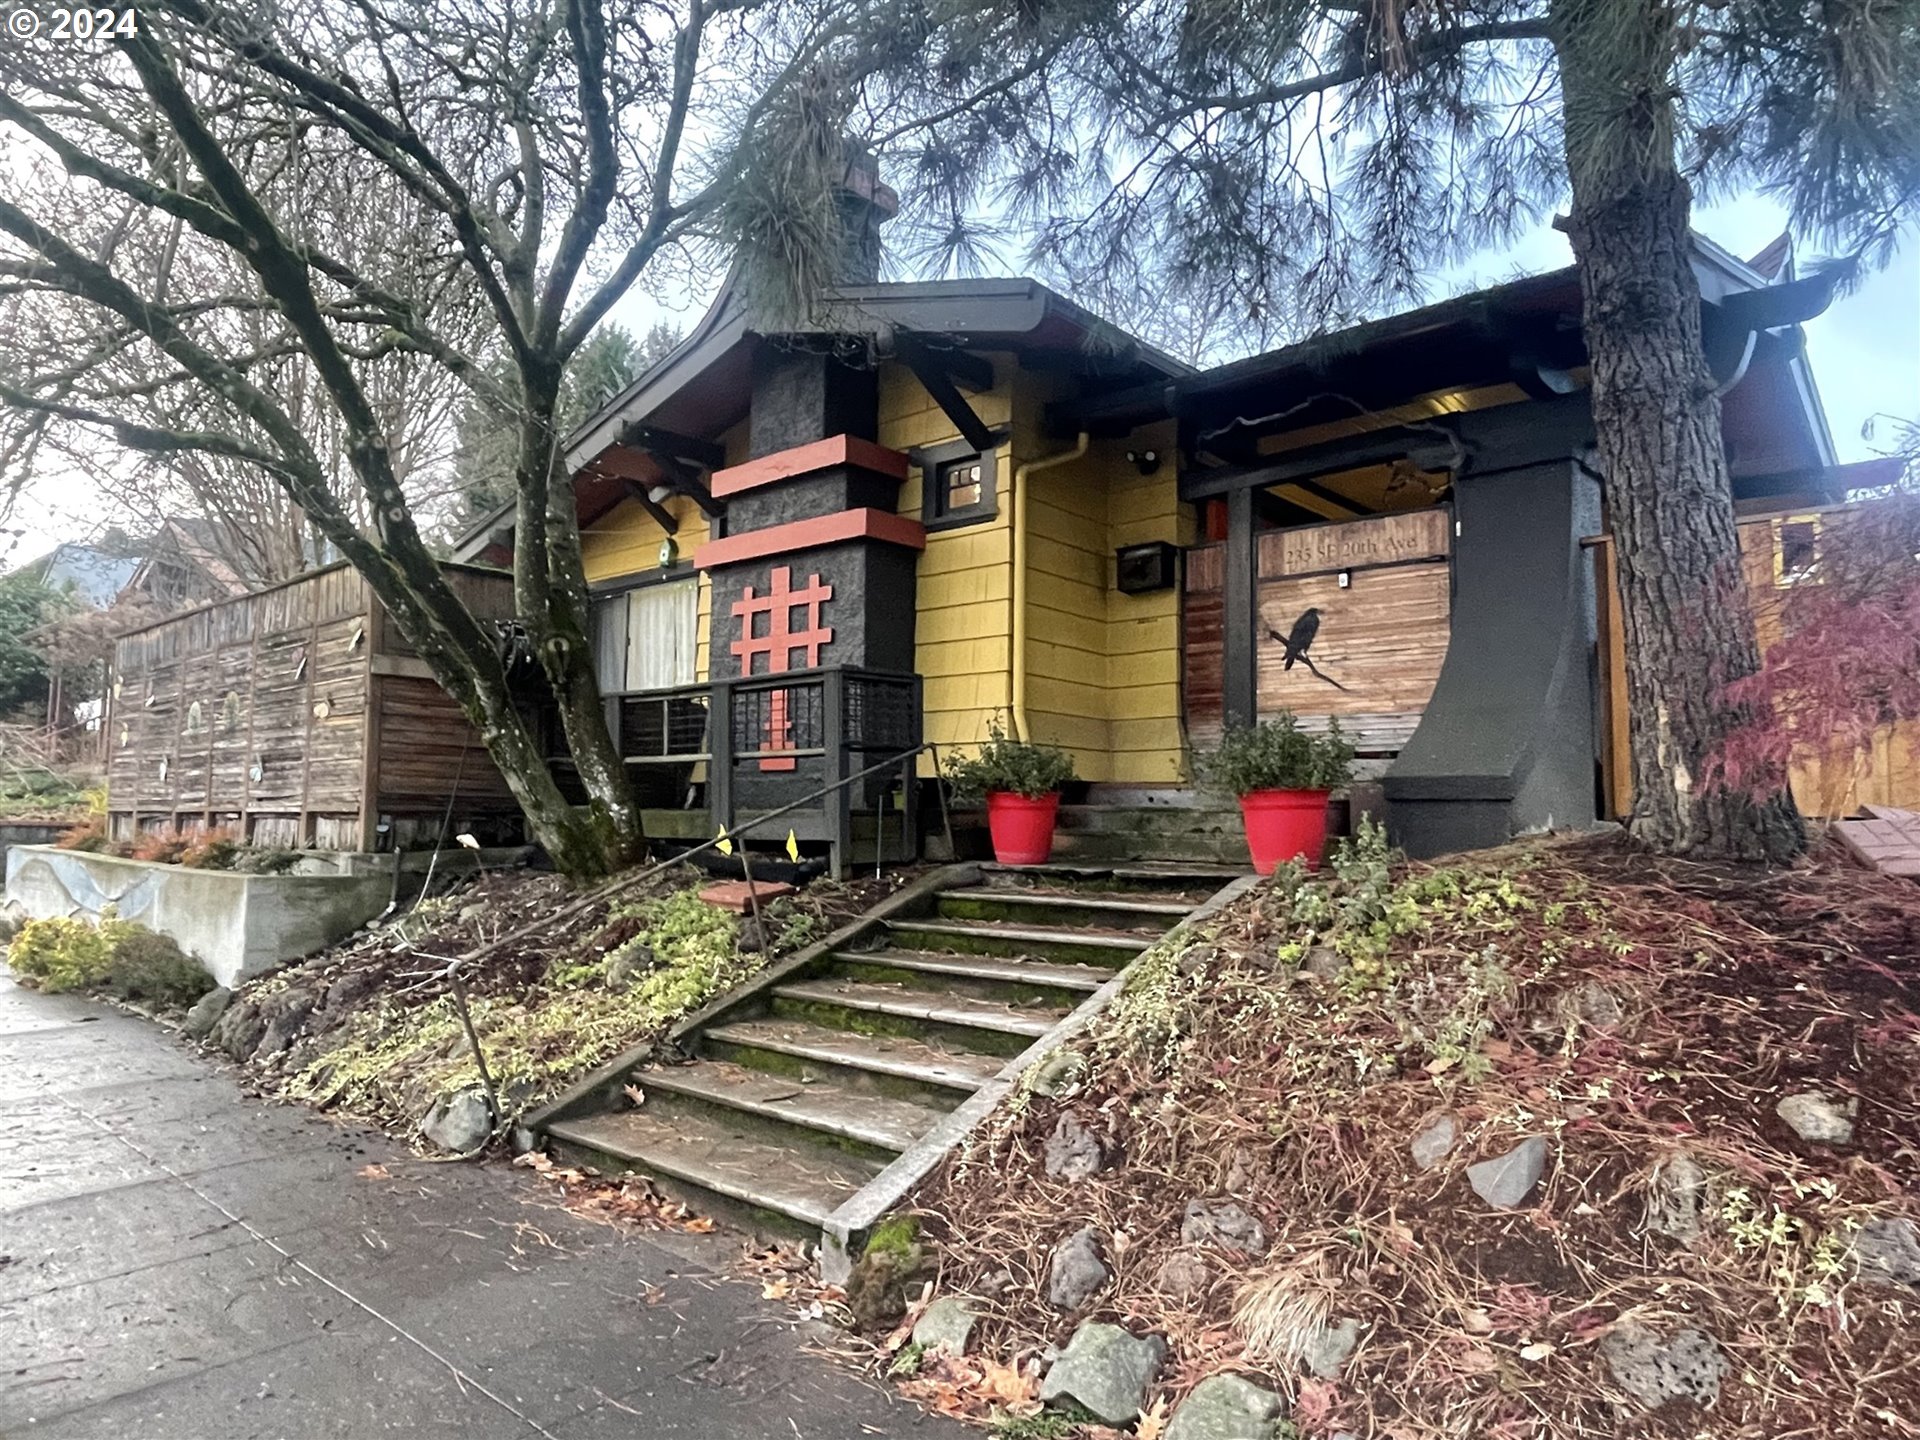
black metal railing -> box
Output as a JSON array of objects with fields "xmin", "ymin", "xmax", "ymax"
[{"xmin": 608, "ymin": 666, "xmax": 923, "ymax": 876}]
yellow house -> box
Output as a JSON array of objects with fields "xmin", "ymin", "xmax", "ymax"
[
  {"xmin": 460, "ymin": 272, "xmax": 1202, "ymax": 871},
  {"xmin": 457, "ymin": 228, "xmax": 1869, "ymax": 868}
]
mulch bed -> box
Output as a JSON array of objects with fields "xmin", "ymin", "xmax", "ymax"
[{"xmin": 896, "ymin": 833, "xmax": 1920, "ymax": 1438}]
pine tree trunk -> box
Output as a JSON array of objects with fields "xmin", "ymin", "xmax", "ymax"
[{"xmin": 1553, "ymin": 0, "xmax": 1804, "ymax": 861}]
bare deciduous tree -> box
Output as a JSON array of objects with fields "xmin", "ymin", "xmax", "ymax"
[{"xmin": 0, "ymin": 0, "xmax": 902, "ymax": 877}]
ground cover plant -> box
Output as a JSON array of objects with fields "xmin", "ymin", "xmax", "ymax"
[
  {"xmin": 4, "ymin": 911, "xmax": 213, "ymax": 1007},
  {"xmin": 210, "ymin": 866, "xmax": 897, "ymax": 1143},
  {"xmin": 886, "ymin": 826, "xmax": 1920, "ymax": 1437}
]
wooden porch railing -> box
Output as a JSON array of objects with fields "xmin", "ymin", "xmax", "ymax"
[{"xmin": 605, "ymin": 666, "xmax": 924, "ymax": 876}]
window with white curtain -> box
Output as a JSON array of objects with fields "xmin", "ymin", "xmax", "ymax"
[
  {"xmin": 624, "ymin": 579, "xmax": 698, "ymax": 691},
  {"xmin": 591, "ymin": 578, "xmax": 697, "ymax": 693}
]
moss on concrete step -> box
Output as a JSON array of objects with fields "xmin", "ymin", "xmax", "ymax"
[
  {"xmin": 630, "ymin": 1056, "xmax": 948, "ymax": 1158},
  {"xmin": 880, "ymin": 918, "xmax": 1152, "ymax": 968},
  {"xmin": 766, "ymin": 988, "xmax": 1042, "ymax": 1060},
  {"xmin": 826, "ymin": 948, "xmax": 1107, "ymax": 1009},
  {"xmin": 699, "ymin": 1017, "xmax": 1003, "ymax": 1097},
  {"xmin": 545, "ymin": 1107, "xmax": 884, "ymax": 1230}
]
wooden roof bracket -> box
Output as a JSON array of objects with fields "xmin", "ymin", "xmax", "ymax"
[
  {"xmin": 894, "ymin": 332, "xmax": 997, "ymax": 453},
  {"xmin": 617, "ymin": 420, "xmax": 727, "ymax": 519},
  {"xmin": 619, "ymin": 477, "xmax": 680, "ymax": 535}
]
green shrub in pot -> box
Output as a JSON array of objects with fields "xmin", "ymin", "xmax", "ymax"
[
  {"xmin": 942, "ymin": 718, "xmax": 1078, "ymax": 803},
  {"xmin": 1195, "ymin": 713, "xmax": 1355, "ymax": 796}
]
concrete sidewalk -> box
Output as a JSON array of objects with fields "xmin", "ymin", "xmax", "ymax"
[{"xmin": 0, "ymin": 973, "xmax": 963, "ymax": 1438}]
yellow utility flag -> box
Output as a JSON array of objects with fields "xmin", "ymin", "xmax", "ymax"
[
  {"xmin": 785, "ymin": 829, "xmax": 801, "ymax": 863},
  {"xmin": 715, "ymin": 825, "xmax": 733, "ymax": 857}
]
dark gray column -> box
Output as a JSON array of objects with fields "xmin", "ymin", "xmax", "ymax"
[
  {"xmin": 1383, "ymin": 457, "xmax": 1603, "ymax": 856},
  {"xmin": 748, "ymin": 348, "xmax": 879, "ymax": 458},
  {"xmin": 1223, "ymin": 486, "xmax": 1257, "ymax": 728}
]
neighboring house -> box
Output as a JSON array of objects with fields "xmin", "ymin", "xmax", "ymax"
[
  {"xmin": 458, "ymin": 191, "xmax": 1866, "ymax": 865},
  {"xmin": 121, "ymin": 516, "xmax": 256, "ymax": 610},
  {"xmin": 9, "ymin": 538, "xmax": 143, "ymax": 736}
]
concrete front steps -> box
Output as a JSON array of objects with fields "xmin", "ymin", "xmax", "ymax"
[
  {"xmin": 533, "ymin": 862, "xmax": 1245, "ymax": 1255},
  {"xmin": 1049, "ymin": 786, "xmax": 1255, "ymax": 867}
]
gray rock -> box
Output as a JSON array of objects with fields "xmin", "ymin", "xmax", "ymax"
[
  {"xmin": 1039, "ymin": 1321, "xmax": 1169, "ymax": 1425},
  {"xmin": 1646, "ymin": 1153, "xmax": 1708, "ymax": 1243},
  {"xmin": 912, "ymin": 1296, "xmax": 978, "ymax": 1357},
  {"xmin": 1181, "ymin": 1199, "xmax": 1269, "ymax": 1256},
  {"xmin": 323, "ymin": 969, "xmax": 380, "ymax": 1015},
  {"xmin": 1045, "ymin": 1113, "xmax": 1111, "ymax": 1180},
  {"xmin": 1467, "ymin": 1136, "xmax": 1549, "ymax": 1209},
  {"xmin": 1600, "ymin": 1322, "xmax": 1730, "ymax": 1410},
  {"xmin": 257, "ymin": 997, "xmax": 317, "ymax": 1059},
  {"xmin": 1410, "ymin": 1114, "xmax": 1457, "ymax": 1171},
  {"xmin": 1165, "ymin": 1374, "xmax": 1287, "ymax": 1440},
  {"xmin": 1853, "ymin": 1216, "xmax": 1920, "ymax": 1290},
  {"xmin": 1030, "ymin": 1048, "xmax": 1089, "ymax": 1099},
  {"xmin": 1048, "ymin": 1226, "xmax": 1111, "ymax": 1311},
  {"xmin": 1776, "ymin": 1091, "xmax": 1853, "ymax": 1145},
  {"xmin": 978, "ymin": 1267, "xmax": 1016, "ymax": 1298},
  {"xmin": 420, "ymin": 1086, "xmax": 493, "ymax": 1153},
  {"xmin": 1302, "ymin": 1318, "xmax": 1362, "ymax": 1379},
  {"xmin": 508, "ymin": 1125, "xmax": 539, "ymax": 1156},
  {"xmin": 1574, "ymin": 981, "xmax": 1625, "ymax": 1031},
  {"xmin": 210, "ymin": 998, "xmax": 267, "ymax": 1060},
  {"xmin": 1223, "ymin": 1147, "xmax": 1256, "ymax": 1195},
  {"xmin": 606, "ymin": 944, "xmax": 655, "ymax": 988},
  {"xmin": 183, "ymin": 985, "xmax": 232, "ymax": 1039},
  {"xmin": 1299, "ymin": 945, "xmax": 1346, "ymax": 983},
  {"xmin": 1154, "ymin": 1251, "xmax": 1212, "ymax": 1302},
  {"xmin": 1177, "ymin": 944, "xmax": 1219, "ymax": 976}
]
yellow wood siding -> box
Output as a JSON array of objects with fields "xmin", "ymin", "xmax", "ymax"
[
  {"xmin": 578, "ymin": 420, "xmax": 746, "ymax": 683},
  {"xmin": 882, "ymin": 362, "xmax": 1016, "ymax": 767},
  {"xmin": 880, "ymin": 358, "xmax": 1190, "ymax": 784},
  {"xmin": 581, "ymin": 496, "xmax": 714, "ymax": 682},
  {"xmin": 578, "ymin": 369, "xmax": 1192, "ymax": 785}
]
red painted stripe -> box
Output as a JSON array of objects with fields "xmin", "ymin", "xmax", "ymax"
[
  {"xmin": 709, "ymin": 434, "xmax": 910, "ymax": 498},
  {"xmin": 693, "ymin": 508, "xmax": 927, "ymax": 569}
]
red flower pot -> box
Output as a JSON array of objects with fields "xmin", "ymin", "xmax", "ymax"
[
  {"xmin": 1237, "ymin": 788, "xmax": 1332, "ymax": 874},
  {"xmin": 986, "ymin": 791, "xmax": 1061, "ymax": 865}
]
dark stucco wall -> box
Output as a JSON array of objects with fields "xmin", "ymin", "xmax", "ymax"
[
  {"xmin": 748, "ymin": 348, "xmax": 879, "ymax": 459},
  {"xmin": 1384, "ymin": 450, "xmax": 1603, "ymax": 857}
]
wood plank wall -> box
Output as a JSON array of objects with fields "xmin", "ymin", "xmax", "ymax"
[
  {"xmin": 109, "ymin": 563, "xmax": 524, "ymax": 851},
  {"xmin": 108, "ymin": 565, "xmax": 370, "ymax": 846},
  {"xmin": 1589, "ymin": 509, "xmax": 1917, "ymax": 820},
  {"xmin": 1184, "ymin": 509, "xmax": 1452, "ymax": 753}
]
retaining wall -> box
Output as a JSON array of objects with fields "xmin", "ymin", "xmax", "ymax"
[{"xmin": 3, "ymin": 845, "xmax": 390, "ymax": 987}]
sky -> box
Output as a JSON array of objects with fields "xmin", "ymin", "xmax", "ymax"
[{"xmin": 5, "ymin": 193, "xmax": 1915, "ymax": 561}]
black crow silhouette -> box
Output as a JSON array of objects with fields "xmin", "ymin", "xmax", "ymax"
[
  {"xmin": 1280, "ymin": 607, "xmax": 1320, "ymax": 668},
  {"xmin": 1266, "ymin": 607, "xmax": 1349, "ymax": 691}
]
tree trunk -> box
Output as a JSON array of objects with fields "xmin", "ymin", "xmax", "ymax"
[
  {"xmin": 510, "ymin": 369, "xmax": 646, "ymax": 870},
  {"xmin": 366, "ymin": 542, "xmax": 632, "ymax": 882},
  {"xmin": 1553, "ymin": 0, "xmax": 1804, "ymax": 862}
]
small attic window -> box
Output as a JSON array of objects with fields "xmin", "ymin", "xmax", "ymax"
[
  {"xmin": 916, "ymin": 438, "xmax": 998, "ymax": 531},
  {"xmin": 943, "ymin": 456, "xmax": 984, "ymax": 511}
]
